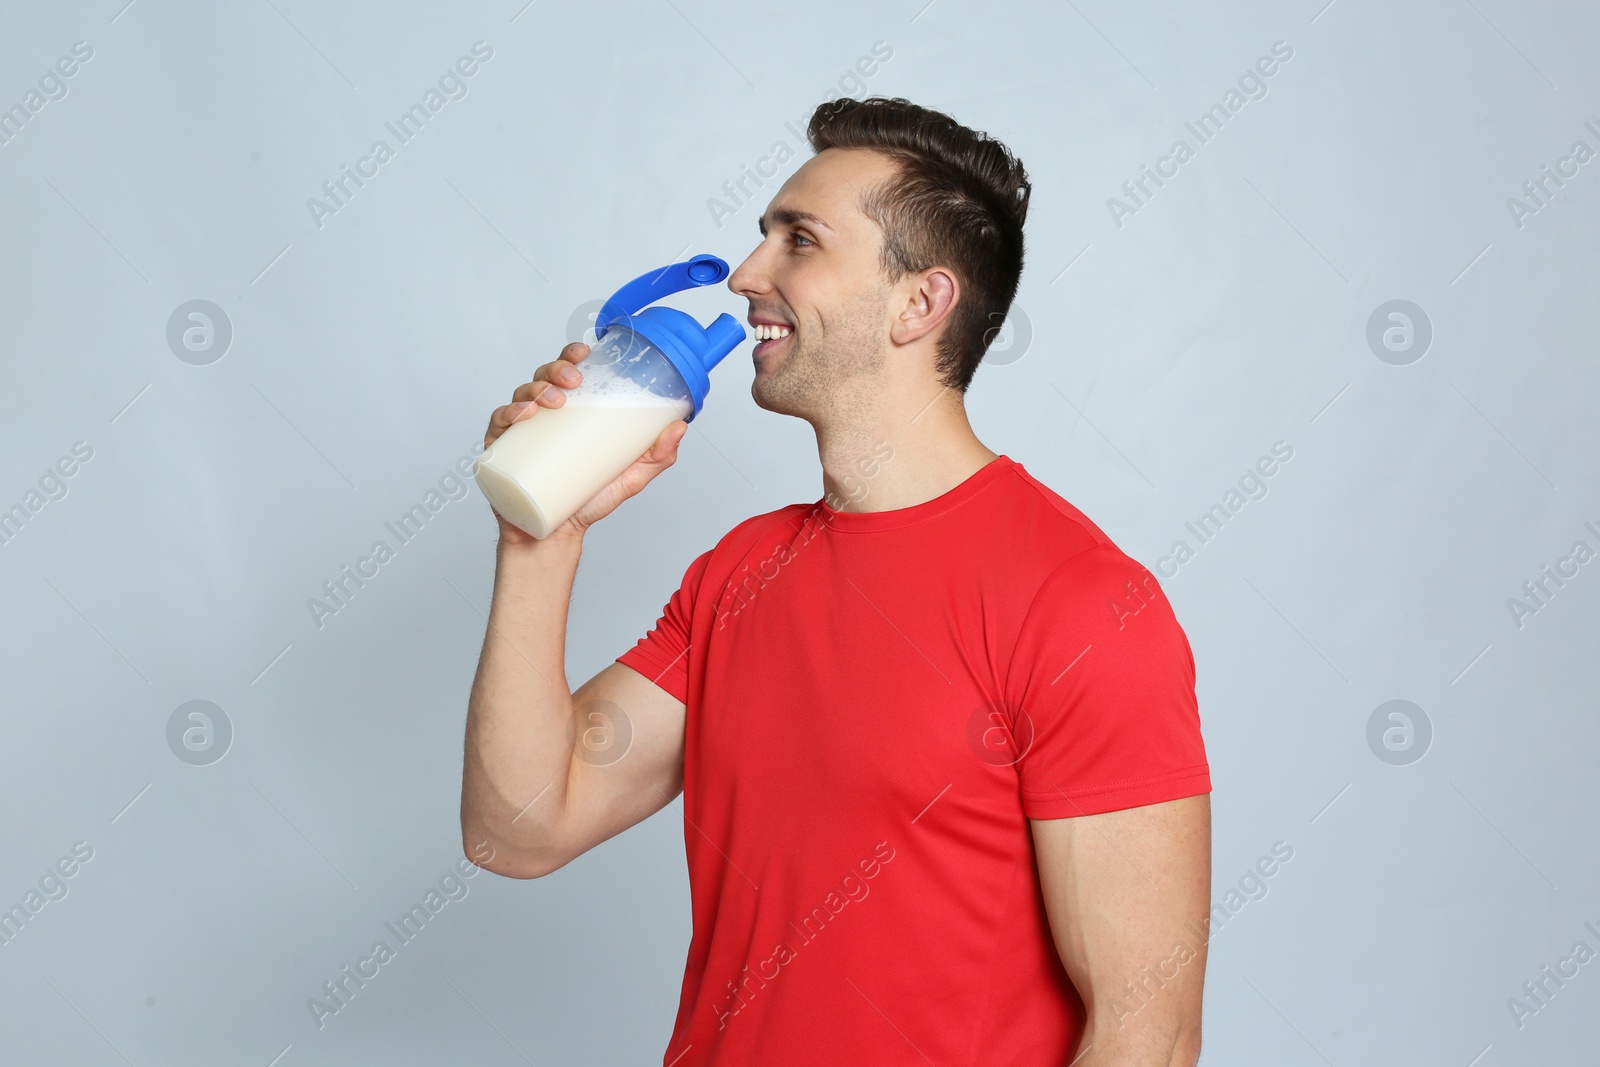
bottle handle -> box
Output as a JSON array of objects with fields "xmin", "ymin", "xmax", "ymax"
[{"xmin": 594, "ymin": 255, "xmax": 730, "ymax": 339}]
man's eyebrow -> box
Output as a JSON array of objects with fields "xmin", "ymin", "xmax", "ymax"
[{"xmin": 757, "ymin": 207, "xmax": 834, "ymax": 236}]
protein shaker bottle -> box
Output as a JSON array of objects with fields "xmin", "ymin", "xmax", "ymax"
[{"xmin": 474, "ymin": 254, "xmax": 746, "ymax": 539}]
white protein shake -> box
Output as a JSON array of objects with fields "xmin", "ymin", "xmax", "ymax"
[{"xmin": 476, "ymin": 366, "xmax": 690, "ymax": 538}]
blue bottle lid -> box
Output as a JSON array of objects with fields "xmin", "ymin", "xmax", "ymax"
[{"xmin": 594, "ymin": 254, "xmax": 747, "ymax": 421}]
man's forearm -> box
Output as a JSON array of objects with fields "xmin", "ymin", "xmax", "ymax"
[
  {"xmin": 1068, "ymin": 941, "xmax": 1206, "ymax": 1066},
  {"xmin": 460, "ymin": 533, "xmax": 584, "ymax": 875},
  {"xmin": 1070, "ymin": 1013, "xmax": 1201, "ymax": 1067}
]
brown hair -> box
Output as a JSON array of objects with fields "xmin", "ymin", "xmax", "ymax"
[{"xmin": 807, "ymin": 96, "xmax": 1030, "ymax": 393}]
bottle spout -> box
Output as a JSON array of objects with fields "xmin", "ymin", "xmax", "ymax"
[{"xmin": 698, "ymin": 314, "xmax": 746, "ymax": 371}]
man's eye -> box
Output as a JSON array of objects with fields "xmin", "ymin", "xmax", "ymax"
[{"xmin": 790, "ymin": 232, "xmax": 813, "ymax": 247}]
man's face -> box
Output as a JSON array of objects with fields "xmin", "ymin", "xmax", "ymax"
[{"xmin": 727, "ymin": 148, "xmax": 900, "ymax": 421}]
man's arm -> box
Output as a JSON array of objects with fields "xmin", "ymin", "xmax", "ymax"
[
  {"xmin": 1031, "ymin": 794, "xmax": 1212, "ymax": 1066},
  {"xmin": 459, "ymin": 536, "xmax": 689, "ymax": 879},
  {"xmin": 460, "ymin": 341, "xmax": 692, "ymax": 879}
]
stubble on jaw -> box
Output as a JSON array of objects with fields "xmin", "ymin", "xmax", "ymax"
[{"xmin": 752, "ymin": 282, "xmax": 890, "ymax": 426}]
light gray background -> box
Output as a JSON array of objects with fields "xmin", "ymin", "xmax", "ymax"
[{"xmin": 2, "ymin": 0, "xmax": 1596, "ymax": 1064}]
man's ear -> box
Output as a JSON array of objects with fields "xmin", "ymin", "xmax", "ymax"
[{"xmin": 889, "ymin": 267, "xmax": 960, "ymax": 346}]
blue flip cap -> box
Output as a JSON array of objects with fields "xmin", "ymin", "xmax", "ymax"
[{"xmin": 594, "ymin": 254, "xmax": 746, "ymax": 421}]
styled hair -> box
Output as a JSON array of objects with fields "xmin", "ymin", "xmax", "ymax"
[{"xmin": 807, "ymin": 96, "xmax": 1030, "ymax": 393}]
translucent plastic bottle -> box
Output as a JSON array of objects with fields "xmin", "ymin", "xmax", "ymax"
[{"xmin": 475, "ymin": 255, "xmax": 745, "ymax": 538}]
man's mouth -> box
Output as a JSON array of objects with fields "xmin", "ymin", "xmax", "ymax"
[{"xmin": 752, "ymin": 322, "xmax": 793, "ymax": 359}]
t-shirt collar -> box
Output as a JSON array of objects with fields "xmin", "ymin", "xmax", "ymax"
[{"xmin": 812, "ymin": 454, "xmax": 1015, "ymax": 533}]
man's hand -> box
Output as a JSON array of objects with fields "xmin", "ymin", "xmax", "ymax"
[
  {"xmin": 1031, "ymin": 794, "xmax": 1211, "ymax": 1066},
  {"xmin": 483, "ymin": 341, "xmax": 688, "ymax": 545}
]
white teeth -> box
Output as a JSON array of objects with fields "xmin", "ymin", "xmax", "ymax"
[{"xmin": 754, "ymin": 324, "xmax": 792, "ymax": 341}]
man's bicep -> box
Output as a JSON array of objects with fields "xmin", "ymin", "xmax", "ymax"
[
  {"xmin": 551, "ymin": 661, "xmax": 688, "ymax": 865},
  {"xmin": 539, "ymin": 545, "xmax": 711, "ymax": 868},
  {"xmin": 1031, "ymin": 794, "xmax": 1211, "ymax": 1063}
]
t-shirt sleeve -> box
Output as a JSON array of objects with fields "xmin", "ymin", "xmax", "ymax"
[
  {"xmin": 1008, "ymin": 542, "xmax": 1211, "ymax": 819},
  {"xmin": 615, "ymin": 548, "xmax": 712, "ymax": 705}
]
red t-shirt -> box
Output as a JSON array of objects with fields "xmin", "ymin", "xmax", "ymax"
[{"xmin": 616, "ymin": 454, "xmax": 1211, "ymax": 1066}]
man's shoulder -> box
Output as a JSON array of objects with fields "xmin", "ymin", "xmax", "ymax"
[
  {"xmin": 694, "ymin": 501, "xmax": 817, "ymax": 577},
  {"xmin": 719, "ymin": 501, "xmax": 815, "ymax": 547},
  {"xmin": 993, "ymin": 458, "xmax": 1144, "ymax": 577},
  {"xmin": 987, "ymin": 460, "xmax": 1185, "ymax": 642},
  {"xmin": 999, "ymin": 458, "xmax": 1115, "ymax": 547}
]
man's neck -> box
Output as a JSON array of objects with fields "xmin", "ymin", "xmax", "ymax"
[{"xmin": 814, "ymin": 386, "xmax": 998, "ymax": 514}]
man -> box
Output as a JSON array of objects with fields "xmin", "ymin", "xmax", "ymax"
[{"xmin": 461, "ymin": 96, "xmax": 1212, "ymax": 1066}]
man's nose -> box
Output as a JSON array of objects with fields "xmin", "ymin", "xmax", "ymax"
[{"xmin": 728, "ymin": 243, "xmax": 771, "ymax": 297}]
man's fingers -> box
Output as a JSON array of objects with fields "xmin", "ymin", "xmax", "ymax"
[
  {"xmin": 652, "ymin": 419, "xmax": 689, "ymax": 460},
  {"xmin": 603, "ymin": 420, "xmax": 682, "ymax": 493},
  {"xmin": 479, "ymin": 344, "xmax": 603, "ymax": 519},
  {"xmin": 510, "ymin": 359, "xmax": 582, "ymax": 405},
  {"xmin": 504, "ymin": 380, "xmax": 568, "ymax": 411},
  {"xmin": 484, "ymin": 342, "xmax": 589, "ymax": 446},
  {"xmin": 549, "ymin": 418, "xmax": 688, "ymax": 534},
  {"xmin": 490, "ymin": 401, "xmax": 530, "ymax": 432},
  {"xmin": 484, "ymin": 386, "xmax": 564, "ymax": 443},
  {"xmin": 628, "ymin": 421, "xmax": 687, "ymax": 480}
]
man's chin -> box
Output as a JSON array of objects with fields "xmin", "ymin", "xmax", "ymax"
[
  {"xmin": 749, "ymin": 380, "xmax": 781, "ymax": 413},
  {"xmin": 750, "ymin": 349, "xmax": 783, "ymax": 396},
  {"xmin": 750, "ymin": 376, "xmax": 804, "ymax": 419}
]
